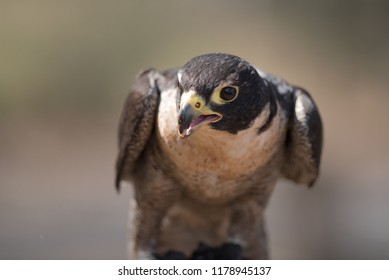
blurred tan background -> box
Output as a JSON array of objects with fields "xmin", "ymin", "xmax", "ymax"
[{"xmin": 1, "ymin": 0, "xmax": 388, "ymax": 259}]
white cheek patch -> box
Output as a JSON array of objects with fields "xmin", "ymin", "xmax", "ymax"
[{"xmin": 157, "ymin": 88, "xmax": 179, "ymax": 139}]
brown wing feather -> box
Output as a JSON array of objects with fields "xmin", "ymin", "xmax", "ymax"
[
  {"xmin": 115, "ymin": 69, "xmax": 160, "ymax": 190},
  {"xmin": 281, "ymin": 88, "xmax": 323, "ymax": 187}
]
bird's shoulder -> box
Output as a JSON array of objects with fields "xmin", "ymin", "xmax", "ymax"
[{"xmin": 115, "ymin": 68, "xmax": 174, "ymax": 189}]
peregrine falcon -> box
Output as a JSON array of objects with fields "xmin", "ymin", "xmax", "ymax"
[{"xmin": 115, "ymin": 53, "xmax": 323, "ymax": 259}]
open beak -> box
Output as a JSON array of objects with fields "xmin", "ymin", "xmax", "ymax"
[{"xmin": 178, "ymin": 91, "xmax": 222, "ymax": 138}]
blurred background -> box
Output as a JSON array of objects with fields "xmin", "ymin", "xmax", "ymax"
[{"xmin": 1, "ymin": 0, "xmax": 388, "ymax": 259}]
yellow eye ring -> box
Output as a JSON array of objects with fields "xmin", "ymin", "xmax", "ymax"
[
  {"xmin": 220, "ymin": 86, "xmax": 237, "ymax": 101},
  {"xmin": 210, "ymin": 84, "xmax": 239, "ymax": 105}
]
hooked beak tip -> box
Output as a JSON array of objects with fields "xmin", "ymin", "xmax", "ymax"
[
  {"xmin": 177, "ymin": 101, "xmax": 222, "ymax": 139},
  {"xmin": 178, "ymin": 127, "xmax": 192, "ymax": 139}
]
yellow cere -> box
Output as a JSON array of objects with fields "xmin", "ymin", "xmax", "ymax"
[
  {"xmin": 180, "ymin": 90, "xmax": 199, "ymax": 109},
  {"xmin": 180, "ymin": 90, "xmax": 213, "ymax": 114}
]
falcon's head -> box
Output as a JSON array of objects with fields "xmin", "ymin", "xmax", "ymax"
[{"xmin": 177, "ymin": 53, "xmax": 270, "ymax": 138}]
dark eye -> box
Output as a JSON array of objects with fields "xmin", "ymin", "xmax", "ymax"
[{"xmin": 220, "ymin": 86, "xmax": 237, "ymax": 101}]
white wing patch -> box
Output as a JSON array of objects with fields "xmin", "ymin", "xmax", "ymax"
[
  {"xmin": 295, "ymin": 90, "xmax": 314, "ymax": 123},
  {"xmin": 254, "ymin": 67, "xmax": 266, "ymax": 78},
  {"xmin": 177, "ymin": 71, "xmax": 182, "ymax": 84},
  {"xmin": 255, "ymin": 67, "xmax": 293, "ymax": 94}
]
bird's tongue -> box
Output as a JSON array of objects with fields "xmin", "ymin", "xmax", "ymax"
[
  {"xmin": 180, "ymin": 114, "xmax": 221, "ymax": 138},
  {"xmin": 190, "ymin": 114, "xmax": 220, "ymax": 128}
]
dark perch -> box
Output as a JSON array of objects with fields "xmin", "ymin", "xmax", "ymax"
[{"xmin": 155, "ymin": 243, "xmax": 243, "ymax": 260}]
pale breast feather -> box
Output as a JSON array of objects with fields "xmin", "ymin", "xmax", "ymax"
[{"xmin": 156, "ymin": 87, "xmax": 287, "ymax": 202}]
